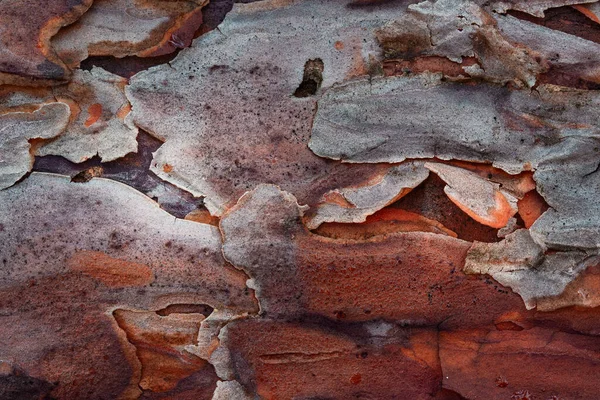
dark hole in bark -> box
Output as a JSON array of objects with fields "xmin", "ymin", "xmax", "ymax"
[
  {"xmin": 155, "ymin": 303, "xmax": 214, "ymax": 317},
  {"xmin": 293, "ymin": 59, "xmax": 324, "ymax": 98}
]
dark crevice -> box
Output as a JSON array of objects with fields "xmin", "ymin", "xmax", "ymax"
[
  {"xmin": 293, "ymin": 59, "xmax": 324, "ymax": 98},
  {"xmin": 537, "ymin": 67, "xmax": 600, "ymax": 90},
  {"xmin": 33, "ymin": 130, "xmax": 206, "ymax": 219},
  {"xmin": 156, "ymin": 303, "xmax": 214, "ymax": 317},
  {"xmin": 346, "ymin": 0, "xmax": 417, "ymax": 9},
  {"xmin": 508, "ymin": 6, "xmax": 600, "ymax": 45},
  {"xmin": 432, "ymin": 328, "xmax": 448, "ymax": 400},
  {"xmin": 435, "ymin": 388, "xmax": 468, "ymax": 400},
  {"xmin": 80, "ymin": 53, "xmax": 180, "ymax": 79},
  {"xmin": 512, "ymin": 211, "xmax": 527, "ymax": 229},
  {"xmin": 0, "ymin": 367, "xmax": 56, "ymax": 400},
  {"xmin": 196, "ymin": 0, "xmax": 234, "ymax": 36},
  {"xmin": 272, "ymin": 312, "xmax": 425, "ymax": 345},
  {"xmin": 392, "ymin": 173, "xmax": 502, "ymax": 243}
]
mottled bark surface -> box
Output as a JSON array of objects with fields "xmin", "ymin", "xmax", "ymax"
[{"xmin": 2, "ymin": 0, "xmax": 600, "ymax": 399}]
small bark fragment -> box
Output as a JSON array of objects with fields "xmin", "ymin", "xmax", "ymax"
[
  {"xmin": 51, "ymin": 0, "xmax": 209, "ymax": 68},
  {"xmin": 36, "ymin": 67, "xmax": 138, "ymax": 163},
  {"xmin": 465, "ymin": 229, "xmax": 600, "ymax": 309},
  {"xmin": 0, "ymin": 103, "xmax": 70, "ymax": 190},
  {"xmin": 377, "ymin": 0, "xmax": 548, "ymax": 87},
  {"xmin": 449, "ymin": 161, "xmax": 536, "ymax": 198},
  {"xmin": 465, "ymin": 230, "xmax": 545, "ymax": 276},
  {"xmin": 425, "ymin": 162, "xmax": 519, "ymax": 229},
  {"xmin": 306, "ymin": 162, "xmax": 429, "ymax": 229},
  {"xmin": 536, "ymin": 264, "xmax": 600, "ymax": 311}
]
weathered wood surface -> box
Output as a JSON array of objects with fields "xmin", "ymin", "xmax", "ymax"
[{"xmin": 2, "ymin": 0, "xmax": 600, "ymax": 398}]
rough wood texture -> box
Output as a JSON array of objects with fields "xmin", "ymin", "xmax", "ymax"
[{"xmin": 2, "ymin": 0, "xmax": 600, "ymax": 399}]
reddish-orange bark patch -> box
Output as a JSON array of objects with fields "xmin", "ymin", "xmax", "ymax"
[
  {"xmin": 113, "ymin": 310, "xmax": 207, "ymax": 393},
  {"xmin": 84, "ymin": 103, "xmax": 103, "ymax": 127},
  {"xmin": 572, "ymin": 4, "xmax": 600, "ymax": 24},
  {"xmin": 517, "ymin": 190, "xmax": 548, "ymax": 228},
  {"xmin": 446, "ymin": 189, "xmax": 515, "ymax": 229},
  {"xmin": 68, "ymin": 250, "xmax": 154, "ymax": 287},
  {"xmin": 222, "ymin": 320, "xmax": 442, "ymax": 399},
  {"xmin": 321, "ymin": 191, "xmax": 354, "ymax": 208},
  {"xmin": 440, "ymin": 327, "xmax": 600, "ymax": 399},
  {"xmin": 295, "ymin": 232, "xmax": 526, "ymax": 326},
  {"xmin": 116, "ymin": 103, "xmax": 131, "ymax": 121},
  {"xmin": 185, "ymin": 209, "xmax": 220, "ymax": 226}
]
